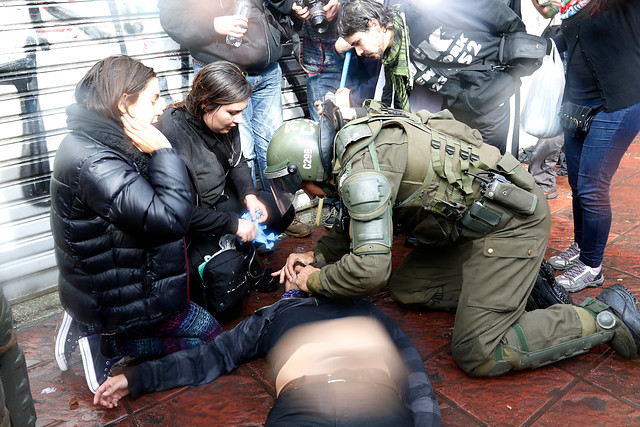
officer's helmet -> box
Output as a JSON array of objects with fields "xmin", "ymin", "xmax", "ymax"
[{"xmin": 265, "ymin": 119, "xmax": 327, "ymax": 214}]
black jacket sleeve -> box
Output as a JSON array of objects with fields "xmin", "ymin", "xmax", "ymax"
[
  {"xmin": 125, "ymin": 304, "xmax": 275, "ymax": 398},
  {"xmin": 189, "ymin": 205, "xmax": 239, "ymax": 236},
  {"xmin": 158, "ymin": 0, "xmax": 227, "ymax": 47},
  {"xmin": 226, "ymin": 129, "xmax": 259, "ymax": 200},
  {"xmin": 78, "ymin": 148, "xmax": 192, "ymax": 239}
]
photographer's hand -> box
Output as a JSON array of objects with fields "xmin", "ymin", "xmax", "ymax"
[
  {"xmin": 324, "ymin": 0, "xmax": 341, "ymax": 21},
  {"xmin": 292, "ymin": 2, "xmax": 310, "ymax": 20}
]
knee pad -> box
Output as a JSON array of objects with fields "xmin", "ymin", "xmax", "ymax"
[{"xmin": 340, "ymin": 170, "xmax": 393, "ymax": 255}]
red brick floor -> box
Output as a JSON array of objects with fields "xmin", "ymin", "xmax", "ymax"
[{"xmin": 18, "ymin": 135, "xmax": 640, "ymax": 426}]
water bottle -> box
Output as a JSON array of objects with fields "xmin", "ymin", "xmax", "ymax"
[{"xmin": 226, "ymin": 0, "xmax": 252, "ymax": 48}]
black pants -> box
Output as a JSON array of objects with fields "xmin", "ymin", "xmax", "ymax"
[
  {"xmin": 216, "ymin": 187, "xmax": 294, "ymax": 234},
  {"xmin": 264, "ymin": 381, "xmax": 412, "ymax": 426}
]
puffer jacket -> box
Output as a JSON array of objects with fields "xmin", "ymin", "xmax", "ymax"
[{"xmin": 50, "ymin": 104, "xmax": 193, "ymax": 335}]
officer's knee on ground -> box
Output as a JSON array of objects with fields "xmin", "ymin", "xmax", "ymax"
[{"xmin": 452, "ymin": 341, "xmax": 523, "ymax": 377}]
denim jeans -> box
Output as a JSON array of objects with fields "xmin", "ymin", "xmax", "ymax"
[
  {"xmin": 239, "ymin": 62, "xmax": 284, "ymax": 190},
  {"xmin": 307, "ymin": 71, "xmax": 341, "ymax": 173},
  {"xmin": 564, "ymin": 99, "xmax": 640, "ymax": 267}
]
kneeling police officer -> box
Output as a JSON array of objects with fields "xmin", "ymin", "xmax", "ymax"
[{"xmin": 266, "ymin": 102, "xmax": 640, "ymax": 376}]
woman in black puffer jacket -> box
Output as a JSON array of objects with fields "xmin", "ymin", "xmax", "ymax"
[{"xmin": 51, "ymin": 55, "xmax": 221, "ymax": 394}]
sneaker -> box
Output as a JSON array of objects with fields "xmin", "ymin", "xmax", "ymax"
[
  {"xmin": 324, "ymin": 205, "xmax": 339, "ymax": 229},
  {"xmin": 595, "ymin": 284, "xmax": 640, "ymax": 358},
  {"xmin": 79, "ymin": 335, "xmax": 122, "ymax": 394},
  {"xmin": 556, "ymin": 260, "xmax": 605, "ymax": 292},
  {"xmin": 544, "ymin": 190, "xmax": 558, "ymax": 200},
  {"xmin": 284, "ymin": 219, "xmax": 311, "ymax": 238},
  {"xmin": 548, "ymin": 242, "xmax": 580, "ymax": 270},
  {"xmin": 54, "ymin": 311, "xmax": 85, "ymax": 371}
]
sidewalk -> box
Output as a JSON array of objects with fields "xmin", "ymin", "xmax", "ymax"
[{"xmin": 16, "ymin": 135, "xmax": 640, "ymax": 426}]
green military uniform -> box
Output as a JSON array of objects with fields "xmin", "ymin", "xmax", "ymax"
[{"xmin": 303, "ymin": 107, "xmax": 615, "ymax": 376}]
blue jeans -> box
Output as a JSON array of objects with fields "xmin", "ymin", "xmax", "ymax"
[
  {"xmin": 307, "ymin": 71, "xmax": 341, "ymax": 173},
  {"xmin": 239, "ymin": 62, "xmax": 284, "ymax": 190},
  {"xmin": 564, "ymin": 100, "xmax": 640, "ymax": 267}
]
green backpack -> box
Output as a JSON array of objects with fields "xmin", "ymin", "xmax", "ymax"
[{"xmin": 333, "ymin": 101, "xmax": 537, "ymax": 234}]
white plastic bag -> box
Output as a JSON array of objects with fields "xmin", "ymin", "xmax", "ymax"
[{"xmin": 520, "ymin": 40, "xmax": 565, "ymax": 138}]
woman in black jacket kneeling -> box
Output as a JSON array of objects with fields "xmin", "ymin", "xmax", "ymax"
[{"xmin": 51, "ymin": 55, "xmax": 222, "ymax": 394}]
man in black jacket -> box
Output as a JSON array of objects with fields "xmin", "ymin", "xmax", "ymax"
[
  {"xmin": 93, "ymin": 292, "xmax": 442, "ymax": 426},
  {"xmin": 336, "ymin": 0, "xmax": 538, "ymax": 154}
]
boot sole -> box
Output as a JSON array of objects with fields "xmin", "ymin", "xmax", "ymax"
[
  {"xmin": 597, "ymin": 285, "xmax": 640, "ymax": 349},
  {"xmin": 54, "ymin": 311, "xmax": 73, "ymax": 371}
]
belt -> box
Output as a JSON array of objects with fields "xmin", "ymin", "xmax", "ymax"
[
  {"xmin": 279, "ymin": 368, "xmax": 400, "ymax": 397},
  {"xmin": 191, "ymin": 57, "xmax": 262, "ymax": 76}
]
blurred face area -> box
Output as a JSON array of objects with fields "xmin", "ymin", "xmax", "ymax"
[
  {"xmin": 202, "ymin": 99, "xmax": 249, "ymax": 134},
  {"xmin": 344, "ymin": 19, "xmax": 391, "ymax": 60},
  {"xmin": 123, "ymin": 77, "xmax": 164, "ymax": 124}
]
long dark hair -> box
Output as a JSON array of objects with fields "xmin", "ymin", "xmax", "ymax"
[
  {"xmin": 176, "ymin": 61, "xmax": 252, "ymax": 121},
  {"xmin": 74, "ymin": 55, "xmax": 156, "ymax": 123},
  {"xmin": 336, "ymin": 0, "xmax": 395, "ymax": 39},
  {"xmin": 589, "ymin": 0, "xmax": 624, "ymax": 16}
]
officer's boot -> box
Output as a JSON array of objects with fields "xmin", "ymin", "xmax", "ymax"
[
  {"xmin": 583, "ymin": 284, "xmax": 640, "ymax": 358},
  {"xmin": 526, "ymin": 259, "xmax": 573, "ymax": 310}
]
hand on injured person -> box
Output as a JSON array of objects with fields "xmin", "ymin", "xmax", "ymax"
[{"xmin": 273, "ymin": 251, "xmax": 319, "ymax": 292}]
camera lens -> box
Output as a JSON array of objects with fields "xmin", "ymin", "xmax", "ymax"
[{"xmin": 309, "ymin": 3, "xmax": 328, "ymax": 33}]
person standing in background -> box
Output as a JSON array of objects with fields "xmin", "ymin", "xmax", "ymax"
[
  {"xmin": 158, "ymin": 0, "xmax": 311, "ymax": 237},
  {"xmin": 548, "ymin": 0, "xmax": 640, "ymax": 292}
]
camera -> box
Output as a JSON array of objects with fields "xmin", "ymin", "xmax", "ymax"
[{"xmin": 296, "ymin": 0, "xmax": 329, "ymax": 34}]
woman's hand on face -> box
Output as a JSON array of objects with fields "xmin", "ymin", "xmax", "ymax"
[
  {"xmin": 236, "ymin": 218, "xmax": 258, "ymax": 242},
  {"xmin": 214, "ymin": 15, "xmax": 248, "ymax": 37},
  {"xmin": 121, "ymin": 113, "xmax": 171, "ymax": 153},
  {"xmin": 244, "ymin": 194, "xmax": 269, "ymax": 223}
]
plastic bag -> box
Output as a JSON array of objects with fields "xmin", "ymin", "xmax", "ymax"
[{"xmin": 520, "ymin": 40, "xmax": 565, "ymax": 138}]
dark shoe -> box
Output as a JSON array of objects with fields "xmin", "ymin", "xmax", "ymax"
[
  {"xmin": 526, "ymin": 260, "xmax": 573, "ymax": 310},
  {"xmin": 79, "ymin": 335, "xmax": 122, "ymax": 393},
  {"xmin": 544, "ymin": 190, "xmax": 558, "ymax": 200},
  {"xmin": 595, "ymin": 284, "xmax": 640, "ymax": 359},
  {"xmin": 324, "ymin": 205, "xmax": 339, "ymax": 229},
  {"xmin": 284, "ymin": 219, "xmax": 311, "ymax": 238},
  {"xmin": 54, "ymin": 311, "xmax": 86, "ymax": 371}
]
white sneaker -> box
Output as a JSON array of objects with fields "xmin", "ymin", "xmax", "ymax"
[
  {"xmin": 548, "ymin": 243, "xmax": 580, "ymax": 270},
  {"xmin": 556, "ymin": 260, "xmax": 605, "ymax": 292}
]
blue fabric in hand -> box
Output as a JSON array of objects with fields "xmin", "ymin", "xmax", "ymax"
[{"xmin": 240, "ymin": 210, "xmax": 278, "ymax": 250}]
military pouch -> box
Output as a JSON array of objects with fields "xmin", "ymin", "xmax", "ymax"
[
  {"xmin": 461, "ymin": 201, "xmax": 502, "ymax": 234},
  {"xmin": 484, "ymin": 180, "xmax": 538, "ymax": 216}
]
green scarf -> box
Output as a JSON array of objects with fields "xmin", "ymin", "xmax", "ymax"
[{"xmin": 381, "ymin": 11, "xmax": 412, "ymax": 112}]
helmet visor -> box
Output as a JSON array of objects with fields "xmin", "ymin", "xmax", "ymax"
[{"xmin": 265, "ymin": 162, "xmax": 302, "ymax": 215}]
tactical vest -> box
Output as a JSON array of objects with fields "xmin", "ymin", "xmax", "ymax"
[{"xmin": 333, "ymin": 102, "xmax": 537, "ymax": 235}]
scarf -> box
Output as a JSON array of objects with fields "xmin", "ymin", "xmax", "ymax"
[
  {"xmin": 382, "ymin": 10, "xmax": 412, "ymax": 112},
  {"xmin": 65, "ymin": 103, "xmax": 151, "ymax": 179},
  {"xmin": 561, "ymin": 0, "xmax": 592, "ymax": 19}
]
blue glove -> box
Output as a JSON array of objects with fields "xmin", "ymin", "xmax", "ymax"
[{"xmin": 240, "ymin": 210, "xmax": 278, "ymax": 250}]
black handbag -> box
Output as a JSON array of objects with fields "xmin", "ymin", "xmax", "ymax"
[
  {"xmin": 559, "ymin": 101, "xmax": 604, "ymax": 137},
  {"xmin": 188, "ymin": 233, "xmax": 251, "ymax": 314}
]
